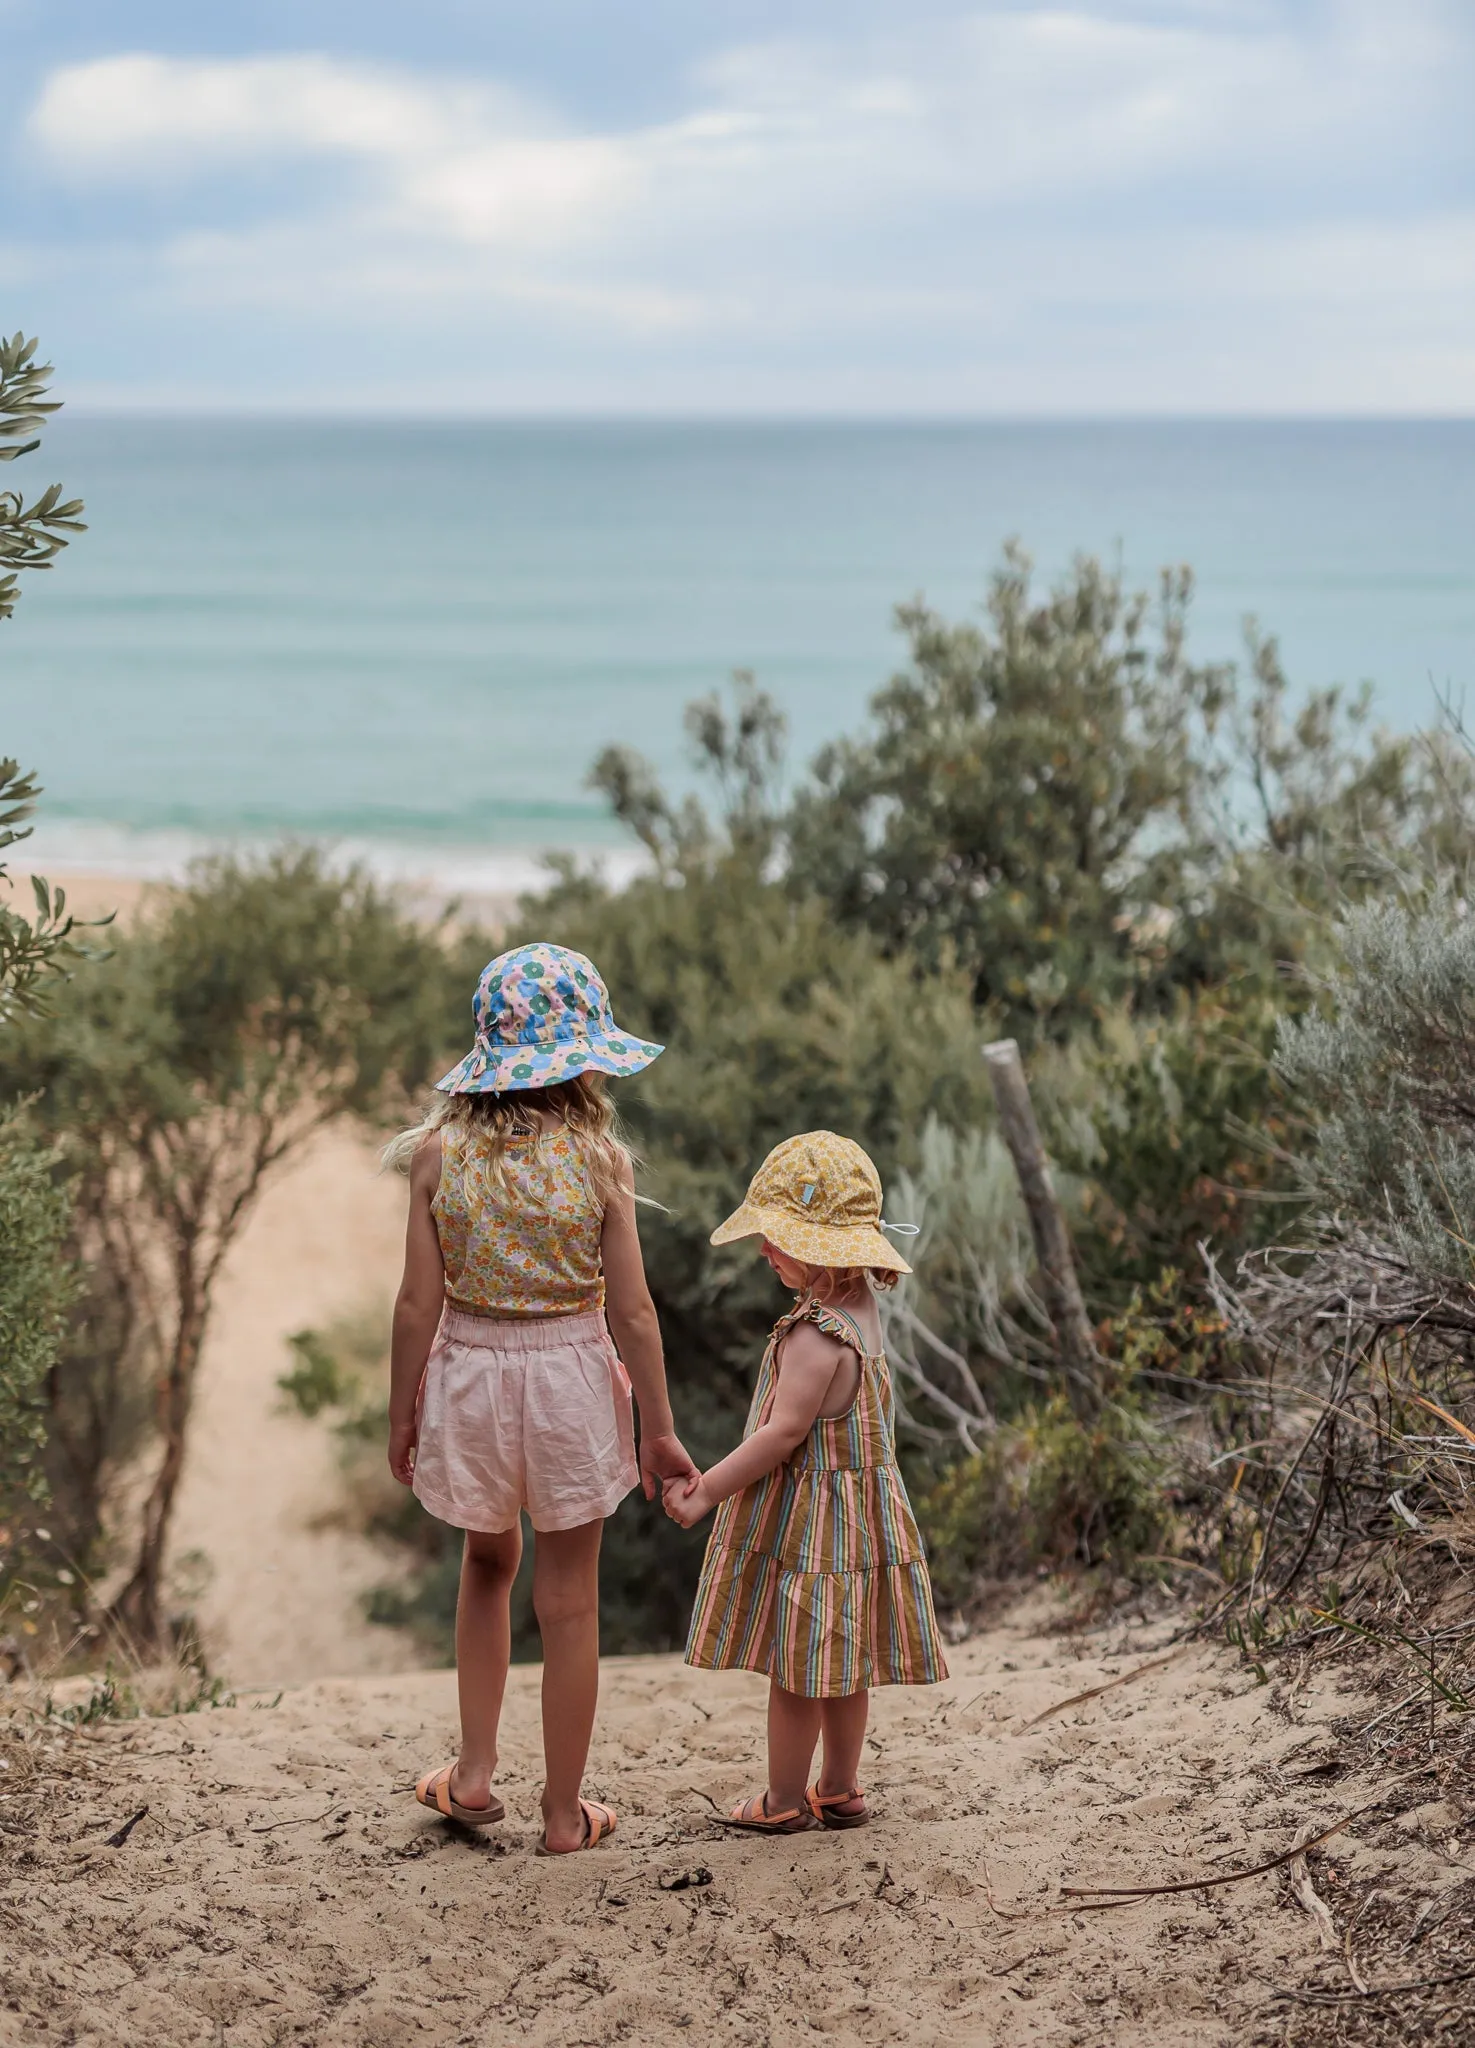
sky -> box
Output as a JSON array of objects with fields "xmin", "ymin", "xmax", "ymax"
[{"xmin": 2, "ymin": 0, "xmax": 1473, "ymax": 414}]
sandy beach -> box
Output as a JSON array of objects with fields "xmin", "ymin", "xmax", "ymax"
[
  {"xmin": 11, "ymin": 867, "xmax": 155, "ymax": 929},
  {"xmin": 12, "ymin": 866, "xmax": 519, "ymax": 938}
]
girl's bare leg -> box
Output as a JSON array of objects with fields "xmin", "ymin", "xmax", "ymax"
[
  {"xmin": 817, "ymin": 1690, "xmax": 869, "ymax": 1807},
  {"xmin": 766, "ymin": 1681, "xmax": 824, "ymax": 1815},
  {"xmin": 453, "ymin": 1524, "xmax": 522, "ymax": 1807},
  {"xmin": 532, "ymin": 1517, "xmax": 604, "ymax": 1851}
]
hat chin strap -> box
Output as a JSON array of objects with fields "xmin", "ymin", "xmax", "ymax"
[{"xmin": 879, "ymin": 1219, "xmax": 920, "ymax": 1237}]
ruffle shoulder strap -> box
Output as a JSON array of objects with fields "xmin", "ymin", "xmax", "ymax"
[{"xmin": 774, "ymin": 1297, "xmax": 876, "ymax": 1357}]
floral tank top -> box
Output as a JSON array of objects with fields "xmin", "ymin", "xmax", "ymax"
[{"xmin": 432, "ymin": 1125, "xmax": 605, "ymax": 1318}]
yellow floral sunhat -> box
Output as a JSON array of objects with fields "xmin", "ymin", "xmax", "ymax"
[{"xmin": 710, "ymin": 1131, "xmax": 913, "ymax": 1274}]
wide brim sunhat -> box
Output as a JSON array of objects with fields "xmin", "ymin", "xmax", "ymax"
[
  {"xmin": 711, "ymin": 1130, "xmax": 912, "ymax": 1275},
  {"xmin": 436, "ymin": 941, "xmax": 663, "ymax": 1095}
]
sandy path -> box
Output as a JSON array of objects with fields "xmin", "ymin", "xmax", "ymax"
[
  {"xmin": 5, "ymin": 1597, "xmax": 1463, "ymax": 2047},
  {"xmin": 161, "ymin": 1125, "xmax": 421, "ymax": 1686}
]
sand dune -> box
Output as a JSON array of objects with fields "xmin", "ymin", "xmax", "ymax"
[{"xmin": 5, "ymin": 1595, "xmax": 1464, "ymax": 2047}]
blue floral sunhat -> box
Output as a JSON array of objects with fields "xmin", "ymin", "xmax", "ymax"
[{"xmin": 435, "ymin": 942, "xmax": 664, "ymax": 1095}]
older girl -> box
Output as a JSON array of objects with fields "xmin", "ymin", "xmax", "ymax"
[{"xmin": 387, "ymin": 943, "xmax": 693, "ymax": 1853}]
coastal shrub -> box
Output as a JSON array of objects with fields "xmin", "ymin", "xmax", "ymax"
[
  {"xmin": 278, "ymin": 1329, "xmax": 359, "ymax": 1420},
  {"xmin": 1043, "ymin": 988, "xmax": 1298, "ymax": 1307},
  {"xmin": 0, "ymin": 848, "xmax": 461, "ymax": 1645},
  {"xmin": 0, "ymin": 1108, "xmax": 73, "ymax": 1513},
  {"xmin": 878, "ymin": 1116, "xmax": 1045, "ymax": 1444},
  {"xmin": 917, "ymin": 1398, "xmax": 1171, "ymax": 1607},
  {"xmin": 0, "ymin": 332, "xmax": 85, "ymax": 628},
  {"xmin": 1166, "ymin": 891, "xmax": 1475, "ymax": 1640},
  {"xmin": 2, "ymin": 338, "xmax": 96, "ymax": 1022},
  {"xmin": 780, "ymin": 553, "xmax": 1467, "ymax": 1038},
  {"xmin": 784, "ymin": 547, "xmax": 1230, "ymax": 1030},
  {"xmin": 1274, "ymin": 891, "xmax": 1475, "ymax": 1281},
  {"xmin": 1, "ymin": 333, "xmax": 106, "ymax": 1618}
]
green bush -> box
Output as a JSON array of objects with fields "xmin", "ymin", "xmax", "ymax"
[
  {"xmin": 0, "ymin": 1106, "xmax": 73, "ymax": 1514},
  {"xmin": 785, "ymin": 548, "xmax": 1229, "ymax": 1031},
  {"xmin": 278, "ymin": 1329, "xmax": 358, "ymax": 1420},
  {"xmin": 1276, "ymin": 891, "xmax": 1475, "ymax": 1283},
  {"xmin": 1044, "ymin": 989, "xmax": 1298, "ymax": 1306},
  {"xmin": 916, "ymin": 1398, "xmax": 1170, "ymax": 1606}
]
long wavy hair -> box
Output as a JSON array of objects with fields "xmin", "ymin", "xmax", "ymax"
[{"xmin": 381, "ymin": 1071, "xmax": 633, "ymax": 1210}]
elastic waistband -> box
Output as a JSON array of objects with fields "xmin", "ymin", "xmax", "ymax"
[{"xmin": 439, "ymin": 1306, "xmax": 609, "ymax": 1353}]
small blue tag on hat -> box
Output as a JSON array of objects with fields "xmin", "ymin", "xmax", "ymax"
[{"xmin": 801, "ymin": 1183, "xmax": 817, "ymax": 1205}]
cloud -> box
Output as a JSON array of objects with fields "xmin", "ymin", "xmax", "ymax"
[
  {"xmin": 28, "ymin": 53, "xmax": 640, "ymax": 251},
  {"xmin": 31, "ymin": 53, "xmax": 477, "ymax": 168},
  {"xmin": 15, "ymin": 4, "xmax": 1475, "ymax": 408}
]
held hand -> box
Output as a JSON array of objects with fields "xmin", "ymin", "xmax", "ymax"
[
  {"xmin": 387, "ymin": 1417, "xmax": 417, "ymax": 1487},
  {"xmin": 639, "ymin": 1428, "xmax": 698, "ymax": 1502},
  {"xmin": 662, "ymin": 1473, "xmax": 712, "ymax": 1529}
]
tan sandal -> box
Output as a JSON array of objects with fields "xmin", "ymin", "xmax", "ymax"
[
  {"xmin": 716, "ymin": 1791, "xmax": 823, "ymax": 1835},
  {"xmin": 806, "ymin": 1784, "xmax": 869, "ymax": 1829},
  {"xmin": 415, "ymin": 1764, "xmax": 505, "ymax": 1828},
  {"xmin": 535, "ymin": 1797, "xmax": 617, "ymax": 1855}
]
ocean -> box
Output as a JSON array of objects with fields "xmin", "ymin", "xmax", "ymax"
[{"xmin": 5, "ymin": 418, "xmax": 1473, "ymax": 893}]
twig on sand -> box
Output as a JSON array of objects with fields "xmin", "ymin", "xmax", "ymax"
[
  {"xmin": 249, "ymin": 1800, "xmax": 343, "ymax": 1834},
  {"xmin": 1341, "ymin": 1887, "xmax": 1384, "ymax": 1996},
  {"xmin": 1361, "ymin": 1687, "xmax": 1424, "ymax": 1735},
  {"xmin": 1287, "ymin": 1827, "xmax": 1338, "ymax": 1950},
  {"xmin": 103, "ymin": 1805, "xmax": 149, "ymax": 1848},
  {"xmin": 1023, "ymin": 1648, "xmax": 1189, "ymax": 1730},
  {"xmin": 1061, "ymin": 1774, "xmax": 1430, "ymax": 1907},
  {"xmin": 982, "ymin": 1859, "xmax": 1028, "ymax": 1922}
]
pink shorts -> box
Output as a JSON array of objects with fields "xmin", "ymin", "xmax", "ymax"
[{"xmin": 411, "ymin": 1308, "xmax": 639, "ymax": 1534}]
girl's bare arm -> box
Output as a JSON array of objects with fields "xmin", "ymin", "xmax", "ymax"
[
  {"xmin": 664, "ymin": 1324, "xmax": 846, "ymax": 1527},
  {"xmin": 601, "ymin": 1166, "xmax": 697, "ymax": 1498},
  {"xmin": 387, "ymin": 1136, "xmax": 445, "ymax": 1484}
]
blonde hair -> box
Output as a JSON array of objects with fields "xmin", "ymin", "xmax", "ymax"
[
  {"xmin": 790, "ymin": 1260, "xmax": 900, "ymax": 1300},
  {"xmin": 382, "ymin": 1071, "xmax": 633, "ymax": 1211}
]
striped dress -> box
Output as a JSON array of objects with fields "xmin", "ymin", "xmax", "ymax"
[{"xmin": 684, "ymin": 1299, "xmax": 949, "ymax": 1697}]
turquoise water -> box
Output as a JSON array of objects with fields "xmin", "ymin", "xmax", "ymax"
[{"xmin": 4, "ymin": 418, "xmax": 1473, "ymax": 883}]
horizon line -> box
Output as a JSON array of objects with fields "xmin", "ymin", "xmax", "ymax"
[{"xmin": 46, "ymin": 405, "xmax": 1475, "ymax": 427}]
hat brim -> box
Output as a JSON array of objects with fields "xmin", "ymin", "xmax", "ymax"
[
  {"xmin": 710, "ymin": 1201, "xmax": 912, "ymax": 1276},
  {"xmin": 435, "ymin": 1032, "xmax": 664, "ymax": 1095}
]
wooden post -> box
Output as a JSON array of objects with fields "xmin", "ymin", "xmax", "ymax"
[{"xmin": 983, "ymin": 1037, "xmax": 1101, "ymax": 1423}]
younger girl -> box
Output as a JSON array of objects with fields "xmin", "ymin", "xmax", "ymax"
[
  {"xmin": 387, "ymin": 943, "xmax": 694, "ymax": 1853},
  {"xmin": 666, "ymin": 1131, "xmax": 948, "ymax": 1832}
]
